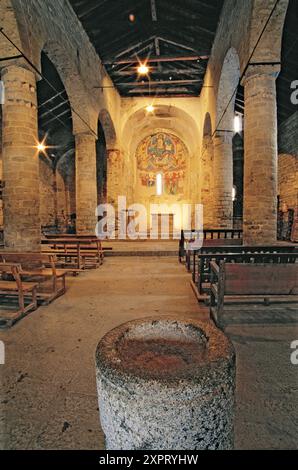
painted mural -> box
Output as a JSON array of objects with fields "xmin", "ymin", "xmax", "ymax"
[{"xmin": 136, "ymin": 132, "xmax": 187, "ymax": 195}]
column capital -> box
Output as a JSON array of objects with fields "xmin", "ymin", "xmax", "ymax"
[
  {"xmin": 0, "ymin": 58, "xmax": 38, "ymax": 79},
  {"xmin": 241, "ymin": 63, "xmax": 280, "ymax": 86},
  {"xmin": 213, "ymin": 131, "xmax": 233, "ymax": 145},
  {"xmin": 74, "ymin": 131, "xmax": 97, "ymax": 142}
]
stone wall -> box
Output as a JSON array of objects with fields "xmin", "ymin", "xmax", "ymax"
[
  {"xmin": 39, "ymin": 156, "xmax": 56, "ymax": 228},
  {"xmin": 278, "ymin": 112, "xmax": 298, "ymax": 155},
  {"xmin": 278, "ymin": 154, "xmax": 298, "ymax": 210},
  {"xmin": 56, "ymin": 152, "xmax": 76, "ymax": 231},
  {"xmin": 278, "ymin": 113, "xmax": 298, "ymax": 211}
]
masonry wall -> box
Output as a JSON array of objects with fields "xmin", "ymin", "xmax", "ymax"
[
  {"xmin": 278, "ymin": 154, "xmax": 298, "ymax": 210},
  {"xmin": 278, "ymin": 113, "xmax": 298, "ymax": 210},
  {"xmin": 56, "ymin": 153, "xmax": 76, "ymax": 230},
  {"xmin": 39, "ymin": 156, "xmax": 56, "ymax": 228}
]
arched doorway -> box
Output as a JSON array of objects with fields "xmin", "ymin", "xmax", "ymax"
[{"xmin": 37, "ymin": 51, "xmax": 74, "ymax": 233}]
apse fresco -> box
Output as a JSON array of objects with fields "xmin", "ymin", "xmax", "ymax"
[{"xmin": 136, "ymin": 132, "xmax": 187, "ymax": 195}]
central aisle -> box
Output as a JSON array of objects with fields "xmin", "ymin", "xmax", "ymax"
[{"xmin": 0, "ymin": 257, "xmax": 208, "ymax": 450}]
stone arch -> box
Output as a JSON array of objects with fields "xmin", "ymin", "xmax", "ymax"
[
  {"xmin": 0, "ymin": 0, "xmax": 26, "ymax": 61},
  {"xmin": 212, "ymin": 48, "xmax": 241, "ymax": 228},
  {"xmin": 248, "ymin": 0, "xmax": 289, "ymax": 64},
  {"xmin": 42, "ymin": 40, "xmax": 93, "ymax": 135},
  {"xmin": 98, "ymin": 109, "xmax": 117, "ymax": 149}
]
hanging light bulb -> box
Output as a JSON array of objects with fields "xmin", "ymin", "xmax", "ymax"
[
  {"xmin": 137, "ymin": 63, "xmax": 149, "ymax": 75},
  {"xmin": 37, "ymin": 142, "xmax": 46, "ymax": 152},
  {"xmin": 146, "ymin": 104, "xmax": 155, "ymax": 113},
  {"xmin": 234, "ymin": 114, "xmax": 242, "ymax": 133}
]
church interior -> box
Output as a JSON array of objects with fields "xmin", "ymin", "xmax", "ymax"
[{"xmin": 0, "ymin": 0, "xmax": 297, "ymax": 452}]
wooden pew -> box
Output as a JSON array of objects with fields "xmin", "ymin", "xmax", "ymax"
[
  {"xmin": 185, "ymin": 238, "xmax": 243, "ymax": 271},
  {"xmin": 44, "ymin": 234, "xmax": 113, "ymax": 251},
  {"xmin": 0, "ymin": 263, "xmax": 38, "ymax": 324},
  {"xmin": 210, "ymin": 259, "xmax": 298, "ymax": 328},
  {"xmin": 0, "ymin": 253, "xmax": 68, "ymax": 304},
  {"xmin": 41, "ymin": 238, "xmax": 103, "ymax": 269},
  {"xmin": 191, "ymin": 248, "xmax": 298, "ymax": 300},
  {"xmin": 179, "ymin": 228, "xmax": 243, "ymax": 262}
]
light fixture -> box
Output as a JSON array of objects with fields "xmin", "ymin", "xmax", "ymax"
[
  {"xmin": 137, "ymin": 63, "xmax": 149, "ymax": 75},
  {"xmin": 234, "ymin": 114, "xmax": 242, "ymax": 133},
  {"xmin": 146, "ymin": 104, "xmax": 155, "ymax": 113},
  {"xmin": 37, "ymin": 143, "xmax": 46, "ymax": 152},
  {"xmin": 232, "ymin": 186, "xmax": 237, "ymax": 202},
  {"xmin": 129, "ymin": 13, "xmax": 135, "ymax": 22},
  {"xmin": 36, "ymin": 137, "xmax": 48, "ymax": 154}
]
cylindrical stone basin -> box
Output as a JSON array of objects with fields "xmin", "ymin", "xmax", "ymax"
[{"xmin": 95, "ymin": 317, "xmax": 236, "ymax": 450}]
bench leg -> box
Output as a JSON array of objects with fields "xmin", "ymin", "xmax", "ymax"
[{"xmin": 18, "ymin": 290, "xmax": 25, "ymax": 314}]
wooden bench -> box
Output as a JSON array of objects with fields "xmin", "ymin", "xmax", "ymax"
[
  {"xmin": 41, "ymin": 238, "xmax": 103, "ymax": 269},
  {"xmin": 44, "ymin": 234, "xmax": 113, "ymax": 251},
  {"xmin": 192, "ymin": 245, "xmax": 298, "ymax": 300},
  {"xmin": 210, "ymin": 260, "xmax": 298, "ymax": 328},
  {"xmin": 185, "ymin": 238, "xmax": 243, "ymax": 271},
  {"xmin": 0, "ymin": 263, "xmax": 38, "ymax": 324},
  {"xmin": 179, "ymin": 228, "xmax": 243, "ymax": 262},
  {"xmin": 0, "ymin": 253, "xmax": 69, "ymax": 304}
]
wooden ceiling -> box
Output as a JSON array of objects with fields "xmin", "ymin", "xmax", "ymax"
[{"xmin": 69, "ymin": 0, "xmax": 224, "ymax": 97}]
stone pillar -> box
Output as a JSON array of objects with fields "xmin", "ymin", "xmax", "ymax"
[
  {"xmin": 75, "ymin": 132, "xmax": 97, "ymax": 234},
  {"xmin": 1, "ymin": 64, "xmax": 40, "ymax": 251},
  {"xmin": 106, "ymin": 149, "xmax": 123, "ymax": 207},
  {"xmin": 233, "ymin": 136, "xmax": 244, "ymax": 226},
  {"xmin": 243, "ymin": 65, "xmax": 279, "ymax": 245},
  {"xmin": 96, "ymin": 317, "xmax": 236, "ymax": 450},
  {"xmin": 213, "ymin": 132, "xmax": 233, "ymax": 228},
  {"xmin": 200, "ymin": 134, "xmax": 214, "ymax": 228}
]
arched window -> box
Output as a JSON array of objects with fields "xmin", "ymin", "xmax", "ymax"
[{"xmin": 156, "ymin": 173, "xmax": 163, "ymax": 196}]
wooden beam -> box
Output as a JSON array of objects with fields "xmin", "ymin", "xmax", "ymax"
[
  {"xmin": 104, "ymin": 55, "xmax": 209, "ymax": 65},
  {"xmin": 113, "ymin": 68, "xmax": 202, "ymax": 76},
  {"xmin": 158, "ymin": 36, "xmax": 197, "ymax": 53},
  {"xmin": 117, "ymin": 79, "xmax": 201, "ymax": 86},
  {"xmin": 151, "ymin": 0, "xmax": 157, "ymax": 21}
]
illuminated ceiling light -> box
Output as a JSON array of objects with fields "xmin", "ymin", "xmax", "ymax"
[
  {"xmin": 137, "ymin": 63, "xmax": 149, "ymax": 75},
  {"xmin": 36, "ymin": 137, "xmax": 48, "ymax": 154},
  {"xmin": 129, "ymin": 13, "xmax": 135, "ymax": 22},
  {"xmin": 37, "ymin": 142, "xmax": 46, "ymax": 152},
  {"xmin": 146, "ymin": 104, "xmax": 155, "ymax": 113},
  {"xmin": 234, "ymin": 114, "xmax": 242, "ymax": 133}
]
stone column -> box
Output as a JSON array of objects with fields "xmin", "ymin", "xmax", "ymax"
[
  {"xmin": 233, "ymin": 136, "xmax": 244, "ymax": 226},
  {"xmin": 200, "ymin": 134, "xmax": 214, "ymax": 228},
  {"xmin": 75, "ymin": 132, "xmax": 97, "ymax": 234},
  {"xmin": 212, "ymin": 132, "xmax": 233, "ymax": 228},
  {"xmin": 106, "ymin": 149, "xmax": 123, "ymax": 207},
  {"xmin": 1, "ymin": 64, "xmax": 40, "ymax": 251},
  {"xmin": 243, "ymin": 65, "xmax": 279, "ymax": 245}
]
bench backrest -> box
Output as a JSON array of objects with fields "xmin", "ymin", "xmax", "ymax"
[
  {"xmin": 224, "ymin": 263, "xmax": 298, "ymax": 295},
  {"xmin": 200, "ymin": 244, "xmax": 297, "ymax": 254},
  {"xmin": 0, "ymin": 262, "xmax": 23, "ymax": 288},
  {"xmin": 0, "ymin": 253, "xmax": 55, "ymax": 270},
  {"xmin": 202, "ymin": 239, "xmax": 242, "ymax": 248}
]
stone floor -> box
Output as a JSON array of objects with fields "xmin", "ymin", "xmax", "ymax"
[{"xmin": 0, "ymin": 256, "xmax": 297, "ymax": 450}]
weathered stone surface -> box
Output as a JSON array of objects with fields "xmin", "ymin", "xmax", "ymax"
[
  {"xmin": 96, "ymin": 317, "xmax": 235, "ymax": 450},
  {"xmin": 75, "ymin": 132, "xmax": 97, "ymax": 234},
  {"xmin": 1, "ymin": 64, "xmax": 40, "ymax": 251},
  {"xmin": 243, "ymin": 65, "xmax": 279, "ymax": 245}
]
